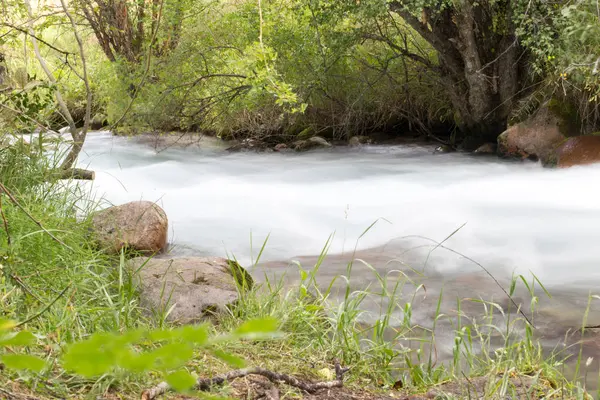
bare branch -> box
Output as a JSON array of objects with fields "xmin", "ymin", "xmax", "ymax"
[
  {"xmin": 0, "ymin": 23, "xmax": 74, "ymax": 55},
  {"xmin": 58, "ymin": 0, "xmax": 92, "ymax": 170},
  {"xmin": 142, "ymin": 360, "xmax": 350, "ymax": 400},
  {"xmin": 23, "ymin": 0, "xmax": 78, "ymax": 140},
  {"xmin": 362, "ymin": 33, "xmax": 438, "ymax": 71}
]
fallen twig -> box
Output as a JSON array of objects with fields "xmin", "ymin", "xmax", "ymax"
[
  {"xmin": 0, "ymin": 387, "xmax": 41, "ymax": 400},
  {"xmin": 0, "ymin": 182, "xmax": 73, "ymax": 251},
  {"xmin": 141, "ymin": 360, "xmax": 350, "ymax": 400}
]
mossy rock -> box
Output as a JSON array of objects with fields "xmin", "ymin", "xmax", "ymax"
[
  {"xmin": 547, "ymin": 97, "xmax": 581, "ymax": 137},
  {"xmin": 296, "ymin": 127, "xmax": 315, "ymax": 140}
]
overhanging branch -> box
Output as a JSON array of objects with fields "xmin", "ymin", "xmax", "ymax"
[{"xmin": 362, "ymin": 33, "xmax": 439, "ymax": 71}]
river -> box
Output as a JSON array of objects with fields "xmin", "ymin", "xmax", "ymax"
[{"xmin": 75, "ymin": 131, "xmax": 600, "ymax": 391}]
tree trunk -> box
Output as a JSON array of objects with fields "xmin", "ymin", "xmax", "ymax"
[
  {"xmin": 389, "ymin": 1, "xmax": 525, "ymax": 149},
  {"xmin": 0, "ymin": 52, "xmax": 7, "ymax": 88}
]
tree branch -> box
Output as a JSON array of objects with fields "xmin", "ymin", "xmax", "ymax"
[
  {"xmin": 142, "ymin": 361, "xmax": 350, "ymax": 400},
  {"xmin": 0, "ymin": 23, "xmax": 74, "ymax": 56},
  {"xmin": 361, "ymin": 33, "xmax": 438, "ymax": 71},
  {"xmin": 23, "ymin": 0, "xmax": 78, "ymax": 143},
  {"xmin": 58, "ymin": 0, "xmax": 92, "ymax": 171}
]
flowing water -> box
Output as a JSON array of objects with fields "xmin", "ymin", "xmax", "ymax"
[{"xmin": 73, "ymin": 131, "xmax": 600, "ymax": 389}]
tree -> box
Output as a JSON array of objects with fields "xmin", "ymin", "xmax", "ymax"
[
  {"xmin": 76, "ymin": 0, "xmax": 188, "ymax": 63},
  {"xmin": 20, "ymin": 0, "xmax": 94, "ymax": 179},
  {"xmin": 364, "ymin": 0, "xmax": 555, "ymax": 148}
]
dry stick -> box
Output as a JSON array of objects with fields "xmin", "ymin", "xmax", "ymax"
[
  {"xmin": 0, "ymin": 387, "xmax": 41, "ymax": 400},
  {"xmin": 0, "ymin": 182, "xmax": 73, "ymax": 251},
  {"xmin": 16, "ymin": 285, "xmax": 70, "ymax": 327},
  {"xmin": 141, "ymin": 360, "xmax": 350, "ymax": 400}
]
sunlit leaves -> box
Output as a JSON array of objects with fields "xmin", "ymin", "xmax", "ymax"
[
  {"xmin": 166, "ymin": 370, "xmax": 197, "ymax": 392},
  {"xmin": 54, "ymin": 318, "xmax": 281, "ymax": 393},
  {"xmin": 1, "ymin": 354, "xmax": 46, "ymax": 372}
]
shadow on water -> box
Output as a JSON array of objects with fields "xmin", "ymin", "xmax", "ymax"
[{"xmin": 253, "ymin": 238, "xmax": 600, "ymax": 394}]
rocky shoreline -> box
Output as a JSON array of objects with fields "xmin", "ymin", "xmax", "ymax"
[{"xmin": 119, "ymin": 103, "xmax": 600, "ymax": 169}]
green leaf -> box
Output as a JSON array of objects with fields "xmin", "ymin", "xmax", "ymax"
[
  {"xmin": 166, "ymin": 370, "xmax": 196, "ymax": 392},
  {"xmin": 176, "ymin": 325, "xmax": 209, "ymax": 345},
  {"xmin": 234, "ymin": 318, "xmax": 279, "ymax": 337},
  {"xmin": 0, "ymin": 331, "xmax": 37, "ymax": 346},
  {"xmin": 149, "ymin": 342, "xmax": 194, "ymax": 372},
  {"xmin": 1, "ymin": 354, "xmax": 46, "ymax": 372},
  {"xmin": 61, "ymin": 333, "xmax": 118, "ymax": 377},
  {"xmin": 0, "ymin": 319, "xmax": 16, "ymax": 331},
  {"xmin": 211, "ymin": 349, "xmax": 246, "ymax": 368}
]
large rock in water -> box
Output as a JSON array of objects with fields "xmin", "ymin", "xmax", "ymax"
[
  {"xmin": 128, "ymin": 257, "xmax": 253, "ymax": 324},
  {"xmin": 497, "ymin": 106, "xmax": 568, "ymax": 162},
  {"xmin": 91, "ymin": 201, "xmax": 168, "ymax": 254},
  {"xmin": 552, "ymin": 135, "xmax": 600, "ymax": 168}
]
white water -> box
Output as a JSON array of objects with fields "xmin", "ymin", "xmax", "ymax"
[{"xmin": 75, "ymin": 131, "xmax": 600, "ymax": 288}]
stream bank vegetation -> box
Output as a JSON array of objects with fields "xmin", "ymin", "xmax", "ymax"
[
  {"xmin": 0, "ymin": 143, "xmax": 598, "ymax": 399},
  {"xmin": 2, "ymin": 0, "xmax": 600, "ymax": 398},
  {"xmin": 2, "ymin": 0, "xmax": 600, "ymax": 152}
]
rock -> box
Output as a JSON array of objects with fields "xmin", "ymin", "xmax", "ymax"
[
  {"xmin": 348, "ymin": 136, "xmax": 371, "ymax": 146},
  {"xmin": 553, "ymin": 135, "xmax": 600, "ymax": 168},
  {"xmin": 91, "ymin": 201, "xmax": 168, "ymax": 254},
  {"xmin": 273, "ymin": 143, "xmax": 288, "ymax": 152},
  {"xmin": 473, "ymin": 142, "xmax": 497, "ymax": 154},
  {"xmin": 293, "ymin": 136, "xmax": 332, "ymax": 151},
  {"xmin": 90, "ymin": 113, "xmax": 108, "ymax": 130},
  {"xmin": 497, "ymin": 105, "xmax": 568, "ymax": 162},
  {"xmin": 128, "ymin": 256, "xmax": 253, "ymax": 324},
  {"xmin": 434, "ymin": 144, "xmax": 454, "ymax": 153}
]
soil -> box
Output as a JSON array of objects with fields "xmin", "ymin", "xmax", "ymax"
[{"xmin": 166, "ymin": 372, "xmax": 555, "ymax": 400}]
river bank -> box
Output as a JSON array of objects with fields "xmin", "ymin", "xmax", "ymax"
[{"xmin": 1, "ymin": 130, "xmax": 599, "ymax": 399}]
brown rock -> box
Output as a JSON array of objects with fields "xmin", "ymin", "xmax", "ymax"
[
  {"xmin": 473, "ymin": 142, "xmax": 497, "ymax": 154},
  {"xmin": 555, "ymin": 135, "xmax": 600, "ymax": 168},
  {"xmin": 273, "ymin": 143, "xmax": 288, "ymax": 152},
  {"xmin": 348, "ymin": 136, "xmax": 371, "ymax": 146},
  {"xmin": 91, "ymin": 201, "xmax": 168, "ymax": 254},
  {"xmin": 497, "ymin": 106, "xmax": 567, "ymax": 162},
  {"xmin": 128, "ymin": 256, "xmax": 253, "ymax": 324},
  {"xmin": 293, "ymin": 136, "xmax": 331, "ymax": 151}
]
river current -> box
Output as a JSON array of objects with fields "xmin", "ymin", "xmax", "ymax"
[{"xmin": 72, "ymin": 130, "xmax": 600, "ymax": 390}]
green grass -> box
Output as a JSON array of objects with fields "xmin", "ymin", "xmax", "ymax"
[{"xmin": 0, "ymin": 137, "xmax": 596, "ymax": 399}]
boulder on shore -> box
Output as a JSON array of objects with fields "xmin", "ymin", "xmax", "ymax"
[
  {"xmin": 293, "ymin": 136, "xmax": 332, "ymax": 151},
  {"xmin": 348, "ymin": 136, "xmax": 372, "ymax": 146},
  {"xmin": 128, "ymin": 256, "xmax": 253, "ymax": 324},
  {"xmin": 91, "ymin": 200, "xmax": 168, "ymax": 254},
  {"xmin": 473, "ymin": 142, "xmax": 497, "ymax": 155},
  {"xmin": 552, "ymin": 135, "xmax": 600, "ymax": 168},
  {"xmin": 497, "ymin": 105, "xmax": 568, "ymax": 162}
]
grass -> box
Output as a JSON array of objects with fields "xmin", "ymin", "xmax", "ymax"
[{"xmin": 0, "ymin": 136, "xmax": 597, "ymax": 399}]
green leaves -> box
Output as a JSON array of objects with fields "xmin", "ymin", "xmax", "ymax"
[
  {"xmin": 0, "ymin": 330, "xmax": 37, "ymax": 346},
  {"xmin": 56, "ymin": 318, "xmax": 281, "ymax": 393},
  {"xmin": 0, "ymin": 319, "xmax": 47, "ymax": 372},
  {"xmin": 1, "ymin": 354, "xmax": 46, "ymax": 372},
  {"xmin": 234, "ymin": 317, "xmax": 279, "ymax": 337},
  {"xmin": 166, "ymin": 370, "xmax": 197, "ymax": 392}
]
